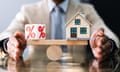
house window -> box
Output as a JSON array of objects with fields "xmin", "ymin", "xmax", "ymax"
[
  {"xmin": 75, "ymin": 19, "xmax": 80, "ymax": 25},
  {"xmin": 71, "ymin": 27, "xmax": 77, "ymax": 38},
  {"xmin": 80, "ymin": 27, "xmax": 87, "ymax": 34}
]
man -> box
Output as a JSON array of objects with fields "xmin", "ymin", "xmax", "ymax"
[{"xmin": 0, "ymin": 0, "xmax": 119, "ymax": 66}]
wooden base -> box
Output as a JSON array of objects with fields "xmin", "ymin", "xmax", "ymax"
[{"xmin": 27, "ymin": 40, "xmax": 88, "ymax": 45}]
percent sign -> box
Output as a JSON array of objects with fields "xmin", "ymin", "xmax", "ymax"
[
  {"xmin": 26, "ymin": 26, "xmax": 36, "ymax": 39},
  {"xmin": 38, "ymin": 26, "xmax": 46, "ymax": 38}
]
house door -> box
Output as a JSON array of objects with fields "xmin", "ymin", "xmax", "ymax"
[{"xmin": 70, "ymin": 27, "xmax": 77, "ymax": 38}]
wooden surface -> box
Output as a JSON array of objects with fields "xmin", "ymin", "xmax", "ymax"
[{"xmin": 27, "ymin": 40, "xmax": 88, "ymax": 45}]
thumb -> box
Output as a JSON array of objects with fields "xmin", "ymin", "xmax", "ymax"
[
  {"xmin": 14, "ymin": 31, "xmax": 25, "ymax": 39},
  {"xmin": 97, "ymin": 28, "xmax": 104, "ymax": 37}
]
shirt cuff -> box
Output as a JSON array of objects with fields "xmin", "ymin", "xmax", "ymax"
[
  {"xmin": 109, "ymin": 39, "xmax": 118, "ymax": 53},
  {"xmin": 0, "ymin": 38, "xmax": 9, "ymax": 53}
]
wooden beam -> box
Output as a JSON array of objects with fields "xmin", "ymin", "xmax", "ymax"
[{"xmin": 27, "ymin": 40, "xmax": 88, "ymax": 45}]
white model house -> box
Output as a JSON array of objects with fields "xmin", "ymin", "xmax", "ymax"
[{"xmin": 66, "ymin": 12, "xmax": 90, "ymax": 40}]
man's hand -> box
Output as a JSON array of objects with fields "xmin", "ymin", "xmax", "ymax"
[
  {"xmin": 7, "ymin": 32, "xmax": 26, "ymax": 61},
  {"xmin": 90, "ymin": 28, "xmax": 112, "ymax": 61}
]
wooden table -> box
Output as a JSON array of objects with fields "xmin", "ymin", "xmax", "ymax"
[{"xmin": 27, "ymin": 40, "xmax": 88, "ymax": 61}]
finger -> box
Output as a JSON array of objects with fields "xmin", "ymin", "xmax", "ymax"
[
  {"xmin": 102, "ymin": 41, "xmax": 112, "ymax": 60},
  {"xmin": 18, "ymin": 38, "xmax": 26, "ymax": 49},
  {"xmin": 96, "ymin": 28, "xmax": 104, "ymax": 37},
  {"xmin": 14, "ymin": 31, "xmax": 25, "ymax": 40},
  {"xmin": 95, "ymin": 35, "xmax": 109, "ymax": 48},
  {"xmin": 95, "ymin": 37, "xmax": 103, "ymax": 48},
  {"xmin": 90, "ymin": 28, "xmax": 104, "ymax": 48},
  {"xmin": 7, "ymin": 41, "xmax": 14, "ymax": 55},
  {"xmin": 101, "ymin": 35, "xmax": 109, "ymax": 45},
  {"xmin": 99, "ymin": 41, "xmax": 111, "ymax": 60},
  {"xmin": 102, "ymin": 41, "xmax": 112, "ymax": 51},
  {"xmin": 9, "ymin": 39, "xmax": 24, "ymax": 60},
  {"xmin": 14, "ymin": 32, "xmax": 26, "ymax": 49},
  {"xmin": 9, "ymin": 37, "xmax": 19, "ymax": 48},
  {"xmin": 7, "ymin": 41, "xmax": 18, "ymax": 60},
  {"xmin": 7, "ymin": 38, "xmax": 23, "ymax": 61},
  {"xmin": 14, "ymin": 48, "xmax": 20, "ymax": 61}
]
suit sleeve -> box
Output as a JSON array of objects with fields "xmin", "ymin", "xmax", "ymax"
[
  {"xmin": 0, "ymin": 38, "xmax": 9, "ymax": 53},
  {"xmin": 85, "ymin": 4, "xmax": 120, "ymax": 48},
  {"xmin": 0, "ymin": 39, "xmax": 9, "ymax": 69}
]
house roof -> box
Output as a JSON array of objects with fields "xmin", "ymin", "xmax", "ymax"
[{"xmin": 65, "ymin": 12, "xmax": 92, "ymax": 27}]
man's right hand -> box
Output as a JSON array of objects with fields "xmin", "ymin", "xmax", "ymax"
[{"xmin": 7, "ymin": 31, "xmax": 26, "ymax": 61}]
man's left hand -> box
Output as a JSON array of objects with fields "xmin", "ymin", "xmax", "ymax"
[{"xmin": 90, "ymin": 28, "xmax": 112, "ymax": 61}]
